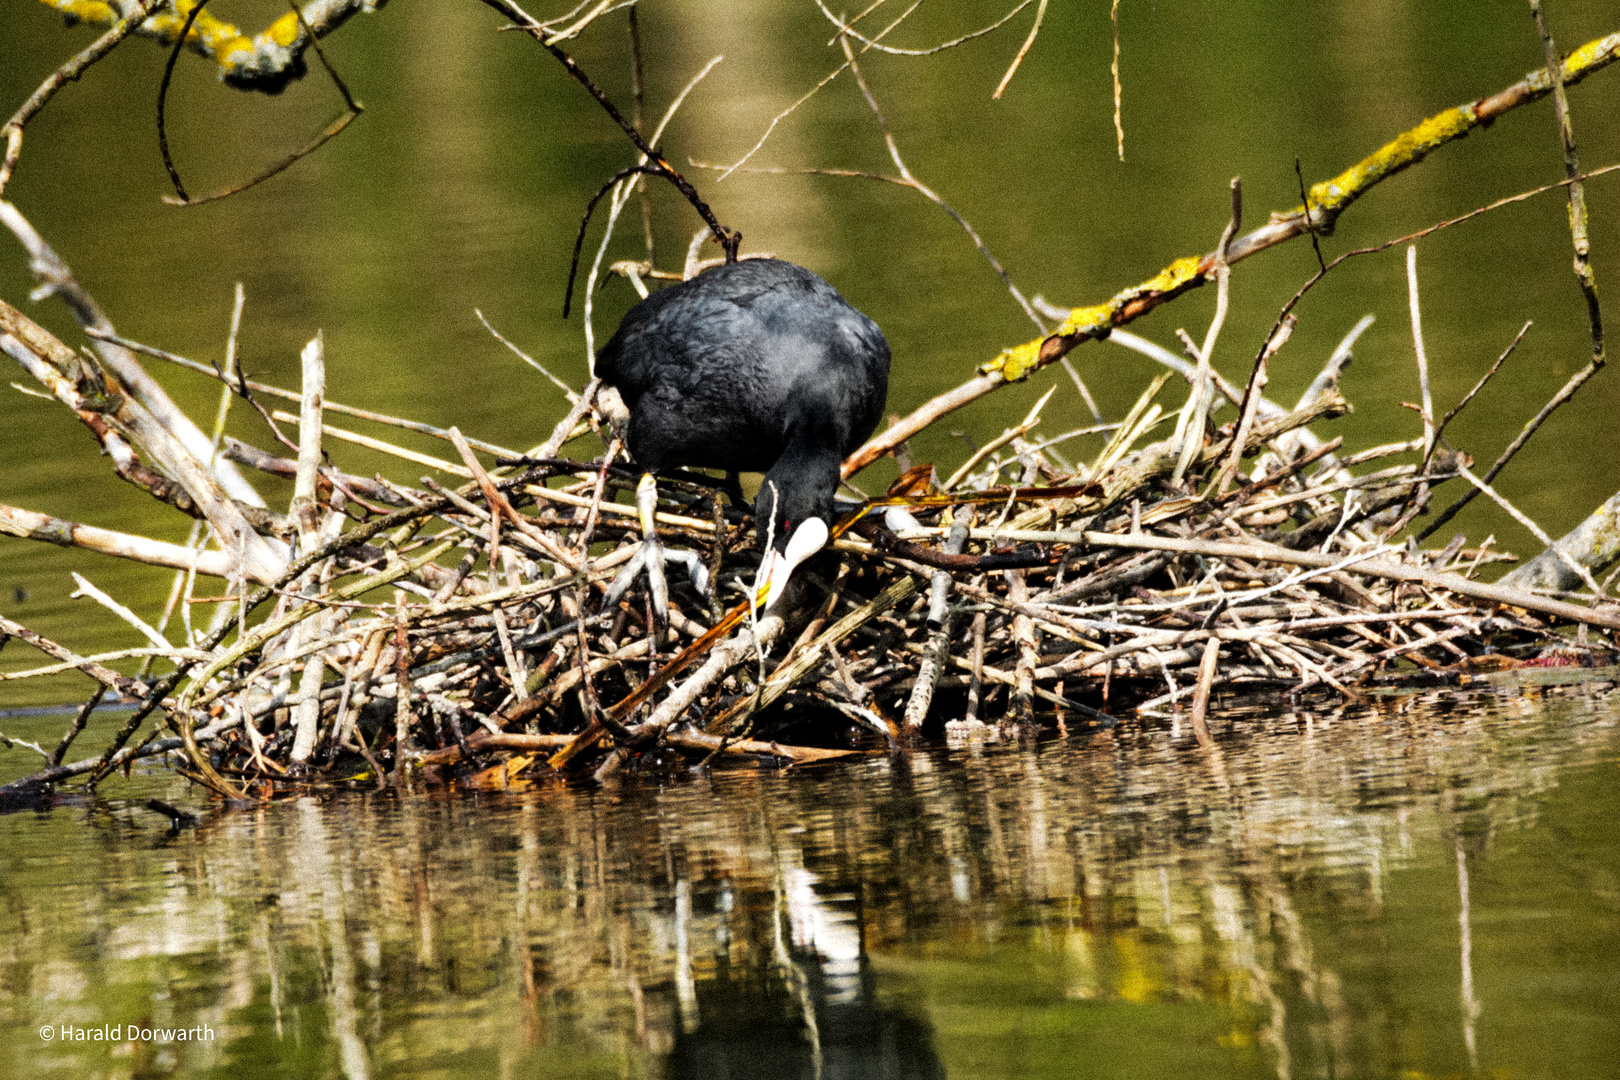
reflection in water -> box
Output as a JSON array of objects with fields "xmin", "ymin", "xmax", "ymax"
[
  {"xmin": 3, "ymin": 679, "xmax": 1619, "ymax": 1078},
  {"xmin": 1455, "ymin": 838, "xmax": 1479, "ymax": 1073}
]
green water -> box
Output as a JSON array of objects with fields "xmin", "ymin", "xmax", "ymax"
[
  {"xmin": 3, "ymin": 3, "xmax": 1620, "ymax": 1076},
  {"xmin": 3, "ymin": 680, "xmax": 1619, "ymax": 1078}
]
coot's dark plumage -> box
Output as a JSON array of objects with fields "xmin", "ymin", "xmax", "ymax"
[{"xmin": 598, "ymin": 258, "xmax": 890, "ymax": 610}]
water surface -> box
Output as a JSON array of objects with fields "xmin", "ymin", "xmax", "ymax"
[{"xmin": 4, "ymin": 677, "xmax": 1618, "ymax": 1078}]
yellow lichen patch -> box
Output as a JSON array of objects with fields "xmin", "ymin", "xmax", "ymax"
[
  {"xmin": 1134, "ymin": 255, "xmax": 1204, "ymax": 299},
  {"xmin": 1057, "ymin": 302, "xmax": 1116, "ymax": 338},
  {"xmin": 1053, "ymin": 257, "xmax": 1205, "ymax": 340},
  {"xmin": 38, "ymin": 0, "xmax": 118, "ymax": 23},
  {"xmin": 979, "ymin": 338, "xmax": 1043, "ymax": 382},
  {"xmin": 144, "ymin": 0, "xmax": 247, "ymax": 55},
  {"xmin": 987, "ymin": 256, "xmax": 1214, "ymax": 382},
  {"xmin": 264, "ymin": 11, "xmax": 303, "ymax": 48},
  {"xmin": 192, "ymin": 11, "xmax": 249, "ymax": 53},
  {"xmin": 1564, "ymin": 32, "xmax": 1620, "ymax": 79},
  {"xmin": 1309, "ymin": 104, "xmax": 1477, "ymax": 216}
]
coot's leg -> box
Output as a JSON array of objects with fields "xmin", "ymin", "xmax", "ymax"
[{"xmin": 601, "ymin": 473, "xmax": 710, "ymax": 623}]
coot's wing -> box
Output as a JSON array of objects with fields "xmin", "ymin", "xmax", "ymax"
[{"xmin": 595, "ymin": 259, "xmax": 889, "ymax": 470}]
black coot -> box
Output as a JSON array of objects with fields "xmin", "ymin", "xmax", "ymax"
[{"xmin": 597, "ymin": 258, "xmax": 890, "ymax": 613}]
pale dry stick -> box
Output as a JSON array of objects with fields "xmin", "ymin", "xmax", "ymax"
[
  {"xmin": 903, "ymin": 505, "xmax": 972, "ymax": 727},
  {"xmin": 409, "ymin": 552, "xmax": 637, "ymax": 623},
  {"xmin": 706, "ymin": 573, "xmax": 921, "ymax": 736},
  {"xmin": 1144, "ymin": 648, "xmax": 1180, "ymax": 712},
  {"xmin": 151, "ymin": 285, "xmax": 249, "ymax": 658},
  {"xmin": 838, "ymin": 34, "xmax": 1046, "ymax": 334},
  {"xmin": 1265, "ymin": 637, "xmax": 1351, "ymax": 696},
  {"xmin": 1213, "ymin": 314, "xmax": 1292, "ymax": 496},
  {"xmin": 522, "ymin": 482, "xmax": 717, "ymax": 534},
  {"xmin": 992, "ymin": 0, "xmax": 1047, "ymax": 99},
  {"xmin": 843, "ymin": 36, "xmax": 1620, "ymax": 480},
  {"xmin": 1078, "ymin": 531, "xmax": 1620, "ymax": 632},
  {"xmin": 618, "ymin": 615, "xmax": 786, "ymax": 746},
  {"xmin": 1407, "ymin": 246, "xmax": 1437, "ymax": 459},
  {"xmin": 1456, "ymin": 464, "xmax": 1606, "ymax": 597},
  {"xmin": 475, "ymin": 309, "xmax": 578, "ymax": 404},
  {"xmin": 1171, "ymin": 179, "xmax": 1241, "ymax": 487},
  {"xmin": 0, "ymin": 732, "xmax": 52, "ymax": 764},
  {"xmin": 1188, "ymin": 637, "xmax": 1220, "ymax": 748},
  {"xmin": 834, "ymin": 0, "xmax": 889, "ymax": 36},
  {"xmin": 964, "ymin": 611, "xmax": 987, "ymax": 725},
  {"xmin": 4, "ymin": 317, "xmax": 277, "ymax": 536},
  {"xmin": 1088, "ymin": 374, "xmax": 1170, "ymax": 477},
  {"xmin": 69, "ymin": 573, "xmax": 170, "ymax": 652},
  {"xmin": 1212, "ymin": 463, "xmax": 1430, "ymax": 523},
  {"xmin": 0, "ymin": 646, "xmax": 209, "ymax": 684},
  {"xmin": 540, "ymin": 632, "xmax": 672, "ymax": 704},
  {"xmin": 582, "ymin": 53, "xmax": 726, "ymax": 364},
  {"xmin": 176, "ymin": 536, "xmax": 458, "ymax": 724},
  {"xmin": 0, "ymin": 204, "xmax": 266, "ymax": 507},
  {"xmin": 540, "ymin": 0, "xmax": 627, "ymax": 43},
  {"xmin": 534, "ymin": 0, "xmax": 596, "ymax": 31},
  {"xmin": 719, "ymin": 0, "xmax": 959, "ymax": 176},
  {"xmin": 1426, "ymin": 320, "xmax": 1532, "ymax": 471},
  {"xmin": 1419, "ymin": 357, "xmax": 1610, "ymax": 543},
  {"xmin": 208, "ymin": 284, "xmax": 248, "ymax": 467},
  {"xmin": 440, "ymin": 440, "xmax": 555, "ymax": 703},
  {"xmin": 290, "ymin": 336, "xmax": 326, "ymax": 550},
  {"xmin": 815, "ymin": 0, "xmax": 1033, "ymax": 57},
  {"xmin": 1531, "ymin": 1, "xmax": 1604, "ymax": 365},
  {"xmin": 1110, "ymin": 0, "xmax": 1125, "ymax": 161},
  {"xmin": 0, "ymin": 0, "xmax": 167, "ymax": 197},
  {"xmin": 273, "ymin": 412, "xmax": 473, "ymax": 477},
  {"xmin": 288, "ymin": 337, "xmax": 329, "ymax": 765},
  {"xmin": 0, "ymin": 711, "xmax": 246, "ymax": 798},
  {"xmin": 1109, "ymin": 315, "xmax": 1372, "ymax": 475},
  {"xmin": 943, "ymin": 385, "xmax": 1056, "ymax": 489},
  {"xmin": 145, "ymin": 519, "xmax": 204, "ymax": 672},
  {"xmin": 0, "ymin": 502, "xmax": 237, "ymax": 578},
  {"xmin": 1312, "ymin": 625, "xmax": 1475, "ymax": 689},
  {"xmin": 445, "ymin": 428, "xmax": 507, "ymax": 577},
  {"xmin": 492, "ymin": 607, "xmax": 528, "ymax": 703},
  {"xmin": 1422, "ymin": 11, "xmax": 1609, "ymax": 540},
  {"xmin": 1023, "ymin": 421, "xmax": 1120, "ymax": 460},
  {"xmin": 1336, "ymin": 439, "xmax": 1425, "ymax": 469},
  {"xmin": 333, "ymin": 629, "xmax": 387, "ymax": 751},
  {"xmin": 1008, "ymin": 568, "xmax": 1037, "ymax": 720},
  {"xmin": 953, "ymin": 581, "xmax": 1114, "ymax": 642},
  {"xmin": 535, "ymin": 378, "xmax": 602, "ymax": 460},
  {"xmin": 92, "ymin": 329, "xmax": 520, "ymax": 458},
  {"xmin": 391, "ymin": 590, "xmax": 413, "ymax": 786},
  {"xmin": 289, "ymin": 637, "xmax": 330, "ymax": 767},
  {"xmin": 925, "ymin": 645, "xmax": 1104, "ymax": 718},
  {"xmin": 1503, "ymin": 488, "xmax": 1620, "ymax": 592}
]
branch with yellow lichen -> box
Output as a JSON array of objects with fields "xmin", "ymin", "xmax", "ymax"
[
  {"xmin": 842, "ymin": 29, "xmax": 1620, "ymax": 480},
  {"xmin": 33, "ymin": 0, "xmax": 387, "ymax": 93}
]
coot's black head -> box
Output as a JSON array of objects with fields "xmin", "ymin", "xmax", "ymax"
[{"xmin": 753, "ymin": 465, "xmax": 835, "ymax": 611}]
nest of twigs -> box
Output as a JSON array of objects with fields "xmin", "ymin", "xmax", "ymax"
[{"xmin": 6, "ymin": 277, "xmax": 1620, "ymax": 801}]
